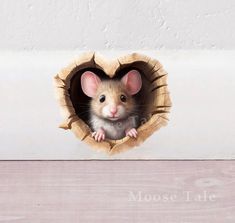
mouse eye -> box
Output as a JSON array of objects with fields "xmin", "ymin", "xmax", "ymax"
[
  {"xmin": 120, "ymin": 94, "xmax": 127, "ymax": 102},
  {"xmin": 99, "ymin": 95, "xmax": 106, "ymax": 103}
]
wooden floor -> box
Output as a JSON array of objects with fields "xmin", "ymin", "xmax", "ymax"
[{"xmin": 0, "ymin": 161, "xmax": 234, "ymax": 222}]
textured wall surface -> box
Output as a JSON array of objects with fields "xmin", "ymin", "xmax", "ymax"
[{"xmin": 0, "ymin": 0, "xmax": 235, "ymax": 50}]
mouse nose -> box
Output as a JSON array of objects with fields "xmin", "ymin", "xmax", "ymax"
[{"xmin": 110, "ymin": 106, "xmax": 117, "ymax": 115}]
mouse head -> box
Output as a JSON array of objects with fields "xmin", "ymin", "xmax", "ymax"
[{"xmin": 81, "ymin": 70, "xmax": 142, "ymax": 121}]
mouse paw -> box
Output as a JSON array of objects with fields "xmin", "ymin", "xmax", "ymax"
[
  {"xmin": 92, "ymin": 129, "xmax": 105, "ymax": 142},
  {"xmin": 126, "ymin": 128, "xmax": 138, "ymax": 138}
]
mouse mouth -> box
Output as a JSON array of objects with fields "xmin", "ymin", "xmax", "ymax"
[{"xmin": 108, "ymin": 116, "xmax": 120, "ymax": 121}]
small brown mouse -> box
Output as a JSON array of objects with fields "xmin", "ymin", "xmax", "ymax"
[{"xmin": 81, "ymin": 70, "xmax": 142, "ymax": 142}]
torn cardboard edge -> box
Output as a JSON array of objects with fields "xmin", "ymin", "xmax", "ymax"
[{"xmin": 53, "ymin": 52, "xmax": 171, "ymax": 155}]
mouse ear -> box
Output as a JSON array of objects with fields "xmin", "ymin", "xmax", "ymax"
[
  {"xmin": 81, "ymin": 71, "xmax": 101, "ymax": 97},
  {"xmin": 121, "ymin": 70, "xmax": 142, "ymax": 95}
]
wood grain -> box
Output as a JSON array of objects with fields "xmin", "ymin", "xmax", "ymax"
[{"xmin": 0, "ymin": 161, "xmax": 234, "ymax": 222}]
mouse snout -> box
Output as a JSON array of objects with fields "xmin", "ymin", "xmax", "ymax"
[{"xmin": 110, "ymin": 106, "xmax": 117, "ymax": 115}]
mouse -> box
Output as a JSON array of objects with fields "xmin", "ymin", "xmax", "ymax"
[{"xmin": 80, "ymin": 69, "xmax": 142, "ymax": 142}]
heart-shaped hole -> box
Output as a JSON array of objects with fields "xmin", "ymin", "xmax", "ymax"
[{"xmin": 54, "ymin": 52, "xmax": 171, "ymax": 155}]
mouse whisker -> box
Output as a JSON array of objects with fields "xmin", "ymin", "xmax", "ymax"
[
  {"xmin": 76, "ymin": 106, "xmax": 90, "ymax": 109},
  {"xmin": 76, "ymin": 111, "xmax": 91, "ymax": 116}
]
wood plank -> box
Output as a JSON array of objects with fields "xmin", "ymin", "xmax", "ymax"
[{"xmin": 0, "ymin": 161, "xmax": 234, "ymax": 222}]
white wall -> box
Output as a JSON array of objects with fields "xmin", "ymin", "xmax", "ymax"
[
  {"xmin": 0, "ymin": 0, "xmax": 235, "ymax": 50},
  {"xmin": 1, "ymin": 1, "xmax": 235, "ymax": 159},
  {"xmin": 0, "ymin": 50, "xmax": 235, "ymax": 159}
]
